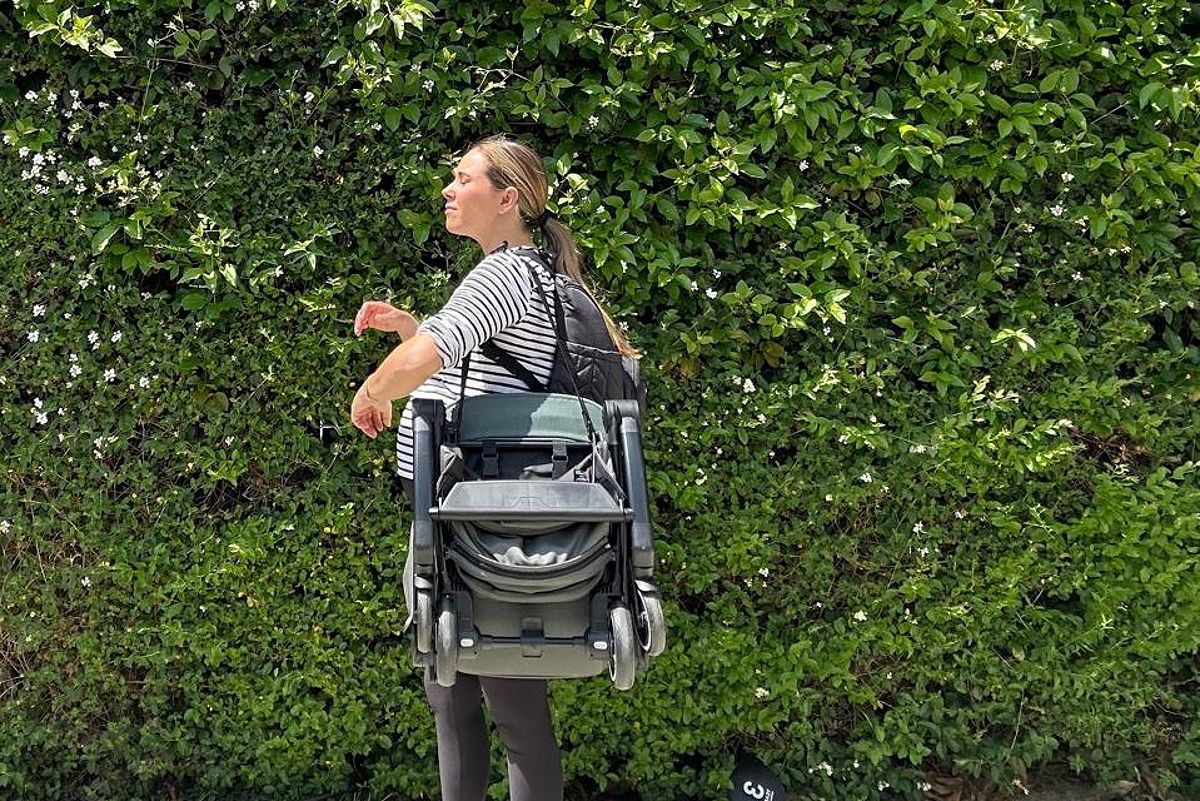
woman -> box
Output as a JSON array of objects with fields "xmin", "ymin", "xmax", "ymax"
[{"xmin": 348, "ymin": 134, "xmax": 639, "ymax": 801}]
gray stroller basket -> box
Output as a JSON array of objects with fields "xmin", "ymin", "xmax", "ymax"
[{"xmin": 409, "ymin": 392, "xmax": 666, "ymax": 690}]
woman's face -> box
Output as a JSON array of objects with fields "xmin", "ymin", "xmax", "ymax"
[{"xmin": 441, "ymin": 149, "xmax": 515, "ymax": 240}]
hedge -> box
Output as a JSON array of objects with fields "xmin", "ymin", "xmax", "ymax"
[{"xmin": 1, "ymin": 0, "xmax": 1198, "ymax": 799}]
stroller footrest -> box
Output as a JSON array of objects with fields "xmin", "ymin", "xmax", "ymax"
[{"xmin": 432, "ymin": 480, "xmax": 629, "ymax": 522}]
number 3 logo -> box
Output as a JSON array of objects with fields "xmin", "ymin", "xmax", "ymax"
[{"xmin": 743, "ymin": 781, "xmax": 766, "ymax": 800}]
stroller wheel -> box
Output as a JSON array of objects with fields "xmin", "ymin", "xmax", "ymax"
[
  {"xmin": 609, "ymin": 606, "xmax": 636, "ymax": 691},
  {"xmin": 415, "ymin": 590, "xmax": 433, "ymax": 654},
  {"xmin": 636, "ymin": 589, "xmax": 667, "ymax": 658},
  {"xmin": 435, "ymin": 599, "xmax": 459, "ymax": 688}
]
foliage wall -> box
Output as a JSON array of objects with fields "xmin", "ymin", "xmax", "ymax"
[{"xmin": 2, "ymin": 0, "xmax": 1199, "ymax": 799}]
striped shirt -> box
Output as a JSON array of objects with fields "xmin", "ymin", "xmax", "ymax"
[{"xmin": 394, "ymin": 245, "xmax": 559, "ymax": 480}]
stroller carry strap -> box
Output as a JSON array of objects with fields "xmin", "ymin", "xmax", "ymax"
[{"xmin": 451, "ymin": 247, "xmax": 601, "ymax": 446}]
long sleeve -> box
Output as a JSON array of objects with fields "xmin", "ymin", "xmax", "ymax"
[{"xmin": 415, "ymin": 252, "xmax": 536, "ymax": 370}]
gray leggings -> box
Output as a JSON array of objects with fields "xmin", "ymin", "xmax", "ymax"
[{"xmin": 401, "ymin": 477, "xmax": 564, "ymax": 801}]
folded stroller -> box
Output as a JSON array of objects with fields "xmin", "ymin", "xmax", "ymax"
[{"xmin": 407, "ymin": 391, "xmax": 666, "ymax": 690}]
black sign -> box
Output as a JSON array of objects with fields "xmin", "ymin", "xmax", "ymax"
[{"xmin": 731, "ymin": 752, "xmax": 789, "ymax": 801}]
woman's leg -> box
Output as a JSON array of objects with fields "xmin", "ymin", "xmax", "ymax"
[
  {"xmin": 424, "ymin": 670, "xmax": 491, "ymax": 801},
  {"xmin": 481, "ymin": 676, "xmax": 564, "ymax": 801}
]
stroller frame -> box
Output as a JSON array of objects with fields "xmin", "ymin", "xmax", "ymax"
[{"xmin": 408, "ymin": 393, "xmax": 665, "ymax": 690}]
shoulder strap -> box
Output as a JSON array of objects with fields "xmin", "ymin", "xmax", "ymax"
[{"xmin": 479, "ymin": 341, "xmax": 546, "ymax": 391}]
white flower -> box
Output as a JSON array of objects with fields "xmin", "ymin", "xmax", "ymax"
[
  {"xmin": 689, "ymin": 279, "xmax": 698, "ymax": 291},
  {"xmin": 103, "ymin": 368, "xmax": 116, "ymax": 382},
  {"xmin": 588, "ymin": 115, "xmax": 599, "ymax": 128},
  {"xmin": 423, "ymin": 79, "xmax": 434, "ymax": 92},
  {"xmin": 917, "ymin": 546, "xmax": 930, "ymax": 557},
  {"xmin": 81, "ymin": 576, "xmax": 92, "ymax": 588},
  {"xmin": 912, "ymin": 521, "xmax": 924, "ymax": 534},
  {"xmin": 69, "ymin": 364, "xmax": 82, "ymax": 378},
  {"xmin": 798, "ymin": 159, "xmax": 809, "ymax": 171},
  {"xmin": 87, "ymin": 155, "xmax": 102, "ymax": 168},
  {"xmin": 705, "ymin": 287, "xmax": 718, "ymax": 299},
  {"xmin": 35, "ymin": 411, "xmax": 48, "ymax": 425},
  {"xmin": 223, "ymin": 435, "xmax": 234, "ymax": 446},
  {"xmin": 754, "ymin": 687, "xmax": 769, "ymax": 698},
  {"xmin": 742, "ymin": 377, "xmax": 755, "ymax": 393},
  {"xmin": 18, "ymin": 146, "xmax": 29, "ymax": 158},
  {"xmin": 24, "ymin": 90, "xmax": 37, "ymax": 101},
  {"xmin": 26, "ymin": 330, "xmax": 39, "ymax": 343},
  {"xmin": 853, "ymin": 610, "xmax": 867, "ymax": 622},
  {"xmin": 0, "ymin": 520, "xmax": 10, "ymax": 533},
  {"xmin": 303, "ymin": 90, "xmax": 315, "ymax": 103},
  {"xmin": 852, "ymin": 144, "xmax": 861, "ymax": 153},
  {"xmin": 184, "ymin": 81, "xmax": 195, "ymax": 91},
  {"xmin": 858, "ymin": 471, "xmax": 873, "ymax": 483},
  {"xmin": 110, "ymin": 331, "xmax": 122, "ymax": 343},
  {"xmin": 138, "ymin": 375, "xmax": 150, "ymax": 388},
  {"xmin": 87, "ymin": 330, "xmax": 100, "ymax": 344},
  {"xmin": 989, "ymin": 59, "xmax": 1004, "ymax": 71},
  {"xmin": 313, "ymin": 145, "xmax": 324, "ymax": 157},
  {"xmin": 1049, "ymin": 204, "xmax": 1065, "ymax": 217},
  {"xmin": 878, "ymin": 781, "xmax": 890, "ymax": 791},
  {"xmin": 1061, "ymin": 171, "xmax": 1074, "ymax": 183},
  {"xmin": 1072, "ymin": 271, "xmax": 1083, "ymax": 281},
  {"xmin": 33, "ymin": 397, "xmax": 43, "ymax": 409}
]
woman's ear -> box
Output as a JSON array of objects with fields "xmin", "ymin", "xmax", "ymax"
[{"xmin": 502, "ymin": 186, "xmax": 520, "ymax": 215}]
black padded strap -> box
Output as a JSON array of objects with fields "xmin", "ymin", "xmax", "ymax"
[{"xmin": 480, "ymin": 341, "xmax": 546, "ymax": 392}]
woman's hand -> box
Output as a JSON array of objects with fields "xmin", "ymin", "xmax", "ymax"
[
  {"xmin": 354, "ymin": 301, "xmax": 420, "ymax": 339},
  {"xmin": 350, "ymin": 381, "xmax": 391, "ymax": 439}
]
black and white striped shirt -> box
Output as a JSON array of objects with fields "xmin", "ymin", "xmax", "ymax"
[{"xmin": 394, "ymin": 245, "xmax": 558, "ymax": 480}]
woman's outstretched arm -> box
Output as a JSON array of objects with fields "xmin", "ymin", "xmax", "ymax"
[{"xmin": 363, "ymin": 331, "xmax": 443, "ymax": 401}]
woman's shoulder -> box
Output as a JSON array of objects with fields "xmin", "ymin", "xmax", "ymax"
[{"xmin": 472, "ymin": 246, "xmax": 555, "ymax": 288}]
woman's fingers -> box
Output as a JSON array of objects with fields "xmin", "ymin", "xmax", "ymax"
[{"xmin": 355, "ymin": 300, "xmax": 400, "ymax": 335}]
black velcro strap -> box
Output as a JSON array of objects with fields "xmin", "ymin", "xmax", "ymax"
[
  {"xmin": 482, "ymin": 440, "xmax": 499, "ymax": 478},
  {"xmin": 551, "ymin": 441, "xmax": 568, "ymax": 479}
]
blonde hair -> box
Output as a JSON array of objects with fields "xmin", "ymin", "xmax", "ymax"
[{"xmin": 465, "ymin": 133, "xmax": 641, "ymax": 360}]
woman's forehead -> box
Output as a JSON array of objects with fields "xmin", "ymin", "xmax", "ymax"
[{"xmin": 454, "ymin": 150, "xmax": 487, "ymax": 174}]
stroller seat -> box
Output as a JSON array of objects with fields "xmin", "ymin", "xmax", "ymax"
[{"xmin": 406, "ymin": 392, "xmax": 666, "ymax": 690}]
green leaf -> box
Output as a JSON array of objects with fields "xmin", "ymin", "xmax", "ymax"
[
  {"xmin": 1139, "ymin": 82, "xmax": 1164, "ymax": 109},
  {"xmin": 384, "ymin": 107, "xmax": 402, "ymax": 131},
  {"xmin": 321, "ymin": 45, "xmax": 348, "ymax": 67},
  {"xmin": 91, "ymin": 223, "xmax": 121, "ymax": 254}
]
